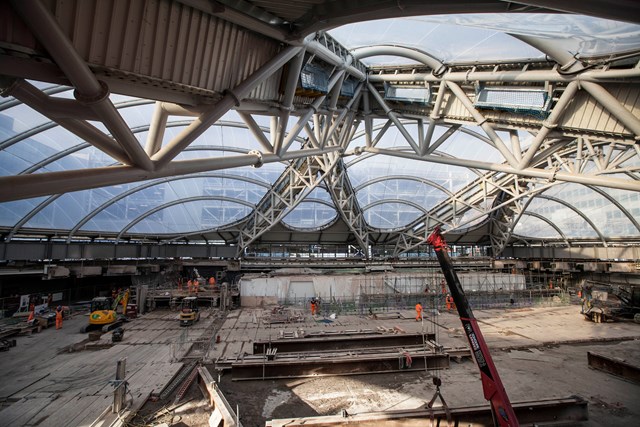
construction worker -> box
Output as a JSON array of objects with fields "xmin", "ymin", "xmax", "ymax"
[
  {"xmin": 209, "ymin": 276, "xmax": 216, "ymax": 288},
  {"xmin": 445, "ymin": 294, "xmax": 456, "ymax": 311},
  {"xmin": 187, "ymin": 279, "xmax": 193, "ymax": 294},
  {"xmin": 310, "ymin": 298, "xmax": 317, "ymax": 316},
  {"xmin": 194, "ymin": 280, "xmax": 199, "ymax": 293},
  {"xmin": 415, "ymin": 302, "xmax": 423, "ymax": 321},
  {"xmin": 440, "ymin": 279, "xmax": 447, "ymax": 295},
  {"xmin": 55, "ymin": 305, "xmax": 63, "ymax": 329}
]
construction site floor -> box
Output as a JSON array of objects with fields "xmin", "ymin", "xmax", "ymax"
[
  {"xmin": 0, "ymin": 308, "xmax": 219, "ymax": 427},
  {"xmin": 214, "ymin": 305, "xmax": 640, "ymax": 427},
  {"xmin": 1, "ymin": 304, "xmax": 638, "ymax": 426}
]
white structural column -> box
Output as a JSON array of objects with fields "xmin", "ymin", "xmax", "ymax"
[
  {"xmin": 326, "ymin": 158, "xmax": 371, "ymax": 256},
  {"xmin": 422, "ymin": 82, "xmax": 448, "ymax": 155},
  {"xmin": 0, "ymin": 147, "xmax": 341, "ymax": 202},
  {"xmin": 145, "ymin": 103, "xmax": 169, "ymax": 156},
  {"xmin": 238, "ymin": 112, "xmax": 276, "ymax": 153},
  {"xmin": 361, "ymin": 146, "xmax": 640, "ymax": 192},
  {"xmin": 274, "ymin": 50, "xmax": 307, "ymax": 156}
]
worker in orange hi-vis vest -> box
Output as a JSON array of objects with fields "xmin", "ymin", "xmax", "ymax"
[
  {"xmin": 310, "ymin": 298, "xmax": 317, "ymax": 316},
  {"xmin": 440, "ymin": 279, "xmax": 447, "ymax": 294},
  {"xmin": 187, "ymin": 279, "xmax": 193, "ymax": 294},
  {"xmin": 415, "ymin": 302, "xmax": 423, "ymax": 321},
  {"xmin": 194, "ymin": 280, "xmax": 199, "ymax": 293},
  {"xmin": 55, "ymin": 306, "xmax": 63, "ymax": 329},
  {"xmin": 445, "ymin": 294, "xmax": 456, "ymax": 311}
]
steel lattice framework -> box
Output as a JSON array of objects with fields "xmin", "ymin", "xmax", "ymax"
[{"xmin": 0, "ymin": 0, "xmax": 639, "ymax": 260}]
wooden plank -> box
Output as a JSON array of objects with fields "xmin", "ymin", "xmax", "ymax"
[
  {"xmin": 34, "ymin": 392, "xmax": 84, "ymax": 427},
  {"xmin": 0, "ymin": 396, "xmax": 55, "ymax": 426}
]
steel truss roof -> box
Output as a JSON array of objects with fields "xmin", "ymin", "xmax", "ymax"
[{"xmin": 0, "ymin": 0, "xmax": 639, "ymax": 259}]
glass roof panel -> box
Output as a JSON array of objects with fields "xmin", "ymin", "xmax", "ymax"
[
  {"xmin": 438, "ymin": 126, "xmax": 503, "ymax": 162},
  {"xmin": 117, "ymin": 102, "xmax": 156, "ymax": 130},
  {"xmin": 283, "ymin": 187, "xmax": 336, "ymax": 229},
  {"xmin": 282, "ymin": 201, "xmax": 337, "ymax": 229},
  {"xmin": 456, "ymin": 208, "xmax": 488, "ymax": 230},
  {"xmin": 348, "ymin": 154, "xmax": 480, "ymax": 194},
  {"xmin": 0, "ymin": 150, "xmax": 31, "ymax": 176},
  {"xmin": 601, "ymin": 185, "xmax": 640, "ymax": 223},
  {"xmin": 0, "ymin": 197, "xmax": 47, "ymax": 227},
  {"xmin": 128, "ymin": 200, "xmax": 252, "ymax": 234},
  {"xmin": 81, "ymin": 176, "xmax": 266, "ymax": 233},
  {"xmin": 513, "ymin": 214, "xmax": 563, "ymax": 239},
  {"xmin": 523, "ymin": 197, "xmax": 598, "ymax": 238},
  {"xmin": 329, "ymin": 14, "xmax": 640, "ymax": 64},
  {"xmin": 24, "ymin": 193, "xmax": 91, "ymax": 230},
  {"xmin": 356, "ymin": 178, "xmax": 448, "ymax": 209},
  {"xmin": 364, "ymin": 202, "xmax": 423, "ymax": 229},
  {"xmin": 544, "ymin": 183, "xmax": 640, "ymax": 238},
  {"xmin": 420, "ymin": 14, "xmax": 640, "ymax": 58},
  {"xmin": 0, "ymin": 104, "xmax": 52, "ymax": 142},
  {"xmin": 329, "ymin": 16, "xmax": 544, "ymax": 64}
]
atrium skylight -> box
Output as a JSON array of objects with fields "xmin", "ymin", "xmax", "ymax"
[{"xmin": 329, "ymin": 14, "xmax": 640, "ymax": 65}]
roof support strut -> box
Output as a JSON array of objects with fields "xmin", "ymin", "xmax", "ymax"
[{"xmin": 11, "ymin": 0, "xmax": 154, "ymax": 171}]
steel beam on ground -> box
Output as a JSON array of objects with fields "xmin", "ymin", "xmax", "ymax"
[
  {"xmin": 231, "ymin": 350, "xmax": 449, "ymax": 380},
  {"xmin": 252, "ymin": 333, "xmax": 436, "ymax": 354},
  {"xmin": 266, "ymin": 396, "xmax": 589, "ymax": 427},
  {"xmin": 588, "ymin": 351, "xmax": 640, "ymax": 384}
]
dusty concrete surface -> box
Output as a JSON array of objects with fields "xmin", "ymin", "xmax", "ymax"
[
  {"xmin": 215, "ymin": 305, "xmax": 640, "ymax": 427},
  {"xmin": 0, "ymin": 309, "xmax": 217, "ymax": 427}
]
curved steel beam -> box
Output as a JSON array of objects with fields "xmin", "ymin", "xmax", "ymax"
[
  {"xmin": 362, "ymin": 199, "xmax": 431, "ymax": 224},
  {"xmin": 352, "ymin": 45, "xmax": 446, "ymax": 75},
  {"xmin": 116, "ymin": 195, "xmax": 257, "ymax": 241},
  {"xmin": 587, "ymin": 185, "xmax": 640, "ymax": 233},
  {"xmin": 280, "ymin": 197, "xmax": 339, "ymax": 230},
  {"xmin": 519, "ymin": 211, "xmax": 570, "ymax": 245},
  {"xmin": 64, "ymin": 173, "xmax": 270, "ymax": 243},
  {"xmin": 535, "ymin": 194, "xmax": 607, "ymax": 245},
  {"xmin": 6, "ymin": 195, "xmax": 63, "ymax": 241},
  {"xmin": 354, "ymin": 174, "xmax": 453, "ymax": 197}
]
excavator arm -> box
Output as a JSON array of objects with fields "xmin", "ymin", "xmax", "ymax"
[{"xmin": 427, "ymin": 226, "xmax": 519, "ymax": 427}]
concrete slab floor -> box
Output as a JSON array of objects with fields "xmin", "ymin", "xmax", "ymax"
[
  {"xmin": 3, "ymin": 305, "xmax": 636, "ymax": 426},
  {"xmin": 215, "ymin": 305, "xmax": 640, "ymax": 427},
  {"xmin": 0, "ymin": 309, "xmax": 218, "ymax": 427}
]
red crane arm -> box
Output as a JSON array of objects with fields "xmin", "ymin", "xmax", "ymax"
[{"xmin": 427, "ymin": 226, "xmax": 519, "ymax": 427}]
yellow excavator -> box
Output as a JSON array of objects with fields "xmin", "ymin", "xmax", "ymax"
[{"xmin": 81, "ymin": 289, "xmax": 130, "ymax": 333}]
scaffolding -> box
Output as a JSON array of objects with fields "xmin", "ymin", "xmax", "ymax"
[{"xmin": 275, "ymin": 270, "xmax": 568, "ymax": 314}]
